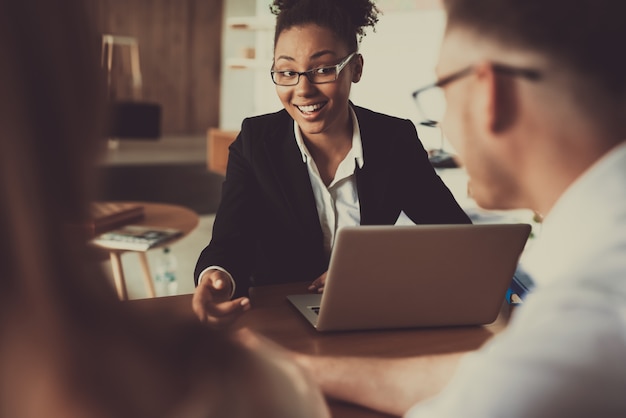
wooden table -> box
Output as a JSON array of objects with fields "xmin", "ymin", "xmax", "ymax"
[
  {"xmin": 129, "ymin": 282, "xmax": 512, "ymax": 417},
  {"xmin": 99, "ymin": 201, "xmax": 199, "ymax": 300}
]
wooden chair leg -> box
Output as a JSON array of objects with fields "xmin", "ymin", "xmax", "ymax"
[
  {"xmin": 138, "ymin": 252, "xmax": 156, "ymax": 298},
  {"xmin": 109, "ymin": 252, "xmax": 128, "ymax": 300}
]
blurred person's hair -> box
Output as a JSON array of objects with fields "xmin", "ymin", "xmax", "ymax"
[
  {"xmin": 443, "ymin": 0, "xmax": 626, "ymax": 128},
  {"xmin": 0, "ymin": 1, "xmax": 327, "ymax": 416},
  {"xmin": 0, "ymin": 0, "xmax": 109, "ymax": 312}
]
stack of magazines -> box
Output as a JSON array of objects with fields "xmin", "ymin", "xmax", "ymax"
[{"xmin": 87, "ymin": 202, "xmax": 145, "ymax": 236}]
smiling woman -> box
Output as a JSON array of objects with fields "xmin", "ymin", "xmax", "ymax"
[
  {"xmin": 192, "ymin": 0, "xmax": 471, "ymax": 327},
  {"xmin": 272, "ymin": 23, "xmax": 362, "ymax": 150}
]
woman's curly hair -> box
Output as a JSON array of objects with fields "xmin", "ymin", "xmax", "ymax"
[{"xmin": 270, "ymin": 0, "xmax": 380, "ymax": 51}]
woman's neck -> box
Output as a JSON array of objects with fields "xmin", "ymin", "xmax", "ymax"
[{"xmin": 303, "ymin": 114, "xmax": 353, "ymax": 186}]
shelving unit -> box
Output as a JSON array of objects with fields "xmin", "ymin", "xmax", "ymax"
[
  {"xmin": 226, "ymin": 57, "xmax": 271, "ymax": 70},
  {"xmin": 220, "ymin": 2, "xmax": 282, "ymax": 130},
  {"xmin": 224, "ymin": 16, "xmax": 274, "ymax": 70},
  {"xmin": 226, "ymin": 16, "xmax": 274, "ymax": 30}
]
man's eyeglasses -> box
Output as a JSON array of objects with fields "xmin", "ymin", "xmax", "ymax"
[
  {"xmin": 412, "ymin": 64, "xmax": 542, "ymax": 127},
  {"xmin": 271, "ymin": 52, "xmax": 357, "ymax": 86}
]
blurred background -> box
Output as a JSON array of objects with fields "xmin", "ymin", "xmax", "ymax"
[{"xmin": 90, "ymin": 0, "xmax": 511, "ymax": 299}]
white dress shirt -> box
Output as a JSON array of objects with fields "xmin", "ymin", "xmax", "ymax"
[
  {"xmin": 293, "ymin": 107, "xmax": 363, "ymax": 257},
  {"xmin": 406, "ymin": 142, "xmax": 626, "ymax": 417}
]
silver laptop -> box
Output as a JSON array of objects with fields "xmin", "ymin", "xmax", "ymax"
[{"xmin": 287, "ymin": 223, "xmax": 531, "ymax": 331}]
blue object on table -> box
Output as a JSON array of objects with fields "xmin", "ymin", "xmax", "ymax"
[{"xmin": 506, "ymin": 265, "xmax": 535, "ymax": 305}]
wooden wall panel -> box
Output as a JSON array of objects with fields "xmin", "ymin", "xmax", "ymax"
[
  {"xmin": 188, "ymin": 0, "xmax": 223, "ymax": 134},
  {"xmin": 86, "ymin": 0, "xmax": 223, "ymax": 135}
]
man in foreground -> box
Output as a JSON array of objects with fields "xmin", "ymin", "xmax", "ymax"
[{"xmin": 280, "ymin": 0, "xmax": 626, "ymax": 416}]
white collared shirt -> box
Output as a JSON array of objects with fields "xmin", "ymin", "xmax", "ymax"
[
  {"xmin": 293, "ymin": 107, "xmax": 363, "ymax": 256},
  {"xmin": 406, "ymin": 142, "xmax": 626, "ymax": 417}
]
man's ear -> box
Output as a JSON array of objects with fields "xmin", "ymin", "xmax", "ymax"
[
  {"xmin": 475, "ymin": 62, "xmax": 518, "ymax": 133},
  {"xmin": 352, "ymin": 54, "xmax": 364, "ymax": 83}
]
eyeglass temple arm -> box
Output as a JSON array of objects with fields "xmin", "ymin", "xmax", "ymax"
[{"xmin": 492, "ymin": 64, "xmax": 541, "ymax": 81}]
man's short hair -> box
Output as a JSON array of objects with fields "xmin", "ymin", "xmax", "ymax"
[{"xmin": 443, "ymin": 0, "xmax": 626, "ymax": 104}]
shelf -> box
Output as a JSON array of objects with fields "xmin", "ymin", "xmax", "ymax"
[
  {"xmin": 100, "ymin": 135, "xmax": 206, "ymax": 166},
  {"xmin": 221, "ymin": 8, "xmax": 278, "ymax": 128},
  {"xmin": 227, "ymin": 16, "xmax": 275, "ymax": 31},
  {"xmin": 226, "ymin": 57, "xmax": 271, "ymax": 70}
]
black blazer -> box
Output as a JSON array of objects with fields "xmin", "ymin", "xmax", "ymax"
[{"xmin": 195, "ymin": 105, "xmax": 470, "ymax": 297}]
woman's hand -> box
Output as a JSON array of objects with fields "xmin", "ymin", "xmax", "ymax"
[
  {"xmin": 192, "ymin": 269, "xmax": 250, "ymax": 327},
  {"xmin": 308, "ymin": 271, "xmax": 328, "ymax": 293}
]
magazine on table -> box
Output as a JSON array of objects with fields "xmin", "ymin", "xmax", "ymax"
[{"xmin": 91, "ymin": 225, "xmax": 182, "ymax": 251}]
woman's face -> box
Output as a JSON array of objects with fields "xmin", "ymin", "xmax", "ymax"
[{"xmin": 273, "ymin": 24, "xmax": 362, "ymax": 140}]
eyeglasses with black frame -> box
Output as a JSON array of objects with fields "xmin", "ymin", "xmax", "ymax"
[
  {"xmin": 411, "ymin": 64, "xmax": 542, "ymax": 127},
  {"xmin": 271, "ymin": 52, "xmax": 357, "ymax": 86}
]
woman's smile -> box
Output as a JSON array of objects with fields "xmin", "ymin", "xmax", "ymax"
[{"xmin": 295, "ymin": 101, "xmax": 328, "ymax": 117}]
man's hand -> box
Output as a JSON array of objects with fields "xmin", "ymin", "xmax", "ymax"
[
  {"xmin": 192, "ymin": 269, "xmax": 250, "ymax": 327},
  {"xmin": 308, "ymin": 271, "xmax": 328, "ymax": 293},
  {"xmin": 236, "ymin": 328, "xmax": 331, "ymax": 417}
]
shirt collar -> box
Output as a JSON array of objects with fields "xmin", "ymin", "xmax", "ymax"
[{"xmin": 293, "ymin": 106, "xmax": 364, "ymax": 169}]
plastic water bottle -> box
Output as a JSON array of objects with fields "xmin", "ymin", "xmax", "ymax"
[{"xmin": 154, "ymin": 247, "xmax": 178, "ymax": 296}]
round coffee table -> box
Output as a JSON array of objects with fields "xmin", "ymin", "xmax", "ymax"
[{"xmin": 98, "ymin": 201, "xmax": 199, "ymax": 300}]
